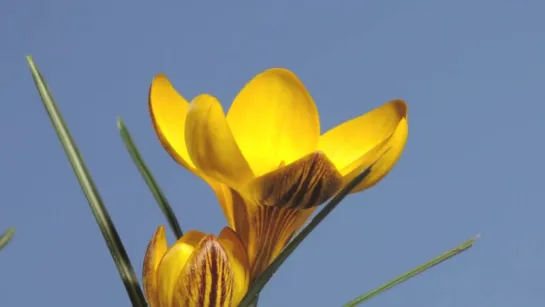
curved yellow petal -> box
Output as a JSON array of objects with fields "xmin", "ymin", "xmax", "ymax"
[
  {"xmin": 247, "ymin": 151, "xmax": 343, "ymax": 209},
  {"xmin": 185, "ymin": 94, "xmax": 254, "ymax": 189},
  {"xmin": 226, "ymin": 68, "xmax": 320, "ymax": 177},
  {"xmin": 352, "ymin": 117, "xmax": 408, "ymax": 192},
  {"xmin": 173, "ymin": 234, "xmax": 250, "ymax": 307},
  {"xmin": 149, "ymin": 74, "xmax": 198, "ymax": 172},
  {"xmin": 143, "ymin": 226, "xmax": 168, "ymax": 307},
  {"xmin": 156, "ymin": 230, "xmax": 206, "ymax": 307},
  {"xmin": 318, "ymin": 99, "xmax": 407, "ymax": 179}
]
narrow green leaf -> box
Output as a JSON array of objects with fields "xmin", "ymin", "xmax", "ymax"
[
  {"xmin": 239, "ymin": 159, "xmax": 379, "ymax": 307},
  {"xmin": 0, "ymin": 228, "xmax": 15, "ymax": 251},
  {"xmin": 117, "ymin": 117, "xmax": 183, "ymax": 238},
  {"xmin": 343, "ymin": 235, "xmax": 479, "ymax": 307},
  {"xmin": 26, "ymin": 56, "xmax": 147, "ymax": 307}
]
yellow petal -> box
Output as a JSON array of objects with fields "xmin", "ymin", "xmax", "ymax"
[
  {"xmin": 143, "ymin": 226, "xmax": 168, "ymax": 307},
  {"xmin": 173, "ymin": 234, "xmax": 249, "ymax": 307},
  {"xmin": 217, "ymin": 227, "xmax": 250, "ymax": 304},
  {"xmin": 185, "ymin": 94, "xmax": 254, "ymax": 188},
  {"xmin": 352, "ymin": 117, "xmax": 408, "ymax": 192},
  {"xmin": 226, "ymin": 68, "xmax": 320, "ymax": 177},
  {"xmin": 247, "ymin": 151, "xmax": 344, "ymax": 209},
  {"xmin": 149, "ymin": 74, "xmax": 198, "ymax": 172},
  {"xmin": 156, "ymin": 230, "xmax": 206, "ymax": 307},
  {"xmin": 318, "ymin": 99, "xmax": 408, "ymax": 191}
]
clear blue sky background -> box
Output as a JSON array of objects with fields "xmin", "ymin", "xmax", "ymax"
[{"xmin": 1, "ymin": 1, "xmax": 544, "ymax": 306}]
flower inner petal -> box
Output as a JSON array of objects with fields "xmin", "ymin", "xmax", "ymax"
[
  {"xmin": 156, "ymin": 230, "xmax": 206, "ymax": 307},
  {"xmin": 226, "ymin": 68, "xmax": 320, "ymax": 176},
  {"xmin": 185, "ymin": 94, "xmax": 254, "ymax": 189}
]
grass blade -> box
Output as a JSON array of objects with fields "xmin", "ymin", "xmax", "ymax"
[
  {"xmin": 26, "ymin": 56, "xmax": 147, "ymax": 307},
  {"xmin": 117, "ymin": 117, "xmax": 183, "ymax": 239},
  {"xmin": 0, "ymin": 228, "xmax": 15, "ymax": 251},
  {"xmin": 343, "ymin": 234, "xmax": 479, "ymax": 306},
  {"xmin": 239, "ymin": 159, "xmax": 380, "ymax": 307}
]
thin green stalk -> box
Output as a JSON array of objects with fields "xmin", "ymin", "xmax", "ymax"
[
  {"xmin": 239, "ymin": 160, "xmax": 378, "ymax": 307},
  {"xmin": 27, "ymin": 56, "xmax": 147, "ymax": 307},
  {"xmin": 0, "ymin": 228, "xmax": 15, "ymax": 251},
  {"xmin": 117, "ymin": 117, "xmax": 183, "ymax": 238},
  {"xmin": 344, "ymin": 235, "xmax": 479, "ymax": 306}
]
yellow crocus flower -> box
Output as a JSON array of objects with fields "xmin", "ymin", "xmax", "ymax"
[
  {"xmin": 149, "ymin": 68, "xmax": 408, "ymax": 278},
  {"xmin": 143, "ymin": 226, "xmax": 250, "ymax": 307}
]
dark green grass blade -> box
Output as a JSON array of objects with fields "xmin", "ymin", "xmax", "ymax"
[
  {"xmin": 0, "ymin": 228, "xmax": 15, "ymax": 251},
  {"xmin": 27, "ymin": 56, "xmax": 147, "ymax": 307},
  {"xmin": 117, "ymin": 117, "xmax": 183, "ymax": 238},
  {"xmin": 343, "ymin": 235, "xmax": 479, "ymax": 306}
]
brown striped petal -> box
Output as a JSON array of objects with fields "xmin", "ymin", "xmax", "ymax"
[
  {"xmin": 216, "ymin": 228, "xmax": 250, "ymax": 304},
  {"xmin": 143, "ymin": 226, "xmax": 168, "ymax": 307},
  {"xmin": 247, "ymin": 151, "xmax": 344, "ymax": 209},
  {"xmin": 212, "ymin": 187, "xmax": 315, "ymax": 280},
  {"xmin": 246, "ymin": 205, "xmax": 315, "ymax": 279},
  {"xmin": 156, "ymin": 230, "xmax": 207, "ymax": 307},
  {"xmin": 173, "ymin": 230, "xmax": 250, "ymax": 307}
]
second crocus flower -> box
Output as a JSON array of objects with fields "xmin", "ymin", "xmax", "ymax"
[{"xmin": 143, "ymin": 226, "xmax": 249, "ymax": 307}]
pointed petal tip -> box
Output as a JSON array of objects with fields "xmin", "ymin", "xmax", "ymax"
[
  {"xmin": 218, "ymin": 226, "xmax": 236, "ymax": 238},
  {"xmin": 391, "ymin": 99, "xmax": 408, "ymax": 118},
  {"xmin": 149, "ymin": 74, "xmax": 173, "ymax": 99},
  {"xmin": 143, "ymin": 225, "xmax": 168, "ymax": 307},
  {"xmin": 153, "ymin": 73, "xmax": 168, "ymax": 80}
]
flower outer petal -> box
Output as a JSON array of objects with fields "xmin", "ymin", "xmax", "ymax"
[
  {"xmin": 247, "ymin": 151, "xmax": 344, "ymax": 209},
  {"xmin": 205, "ymin": 186, "xmax": 314, "ymax": 281},
  {"xmin": 319, "ymin": 99, "xmax": 407, "ymax": 173},
  {"xmin": 226, "ymin": 68, "xmax": 320, "ymax": 177},
  {"xmin": 217, "ymin": 227, "xmax": 250, "ymax": 304},
  {"xmin": 156, "ymin": 230, "xmax": 206, "ymax": 307},
  {"xmin": 173, "ymin": 234, "xmax": 248, "ymax": 307},
  {"xmin": 149, "ymin": 74, "xmax": 199, "ymax": 172},
  {"xmin": 143, "ymin": 226, "xmax": 168, "ymax": 307},
  {"xmin": 352, "ymin": 117, "xmax": 408, "ymax": 192},
  {"xmin": 338, "ymin": 132, "xmax": 397, "ymax": 193},
  {"xmin": 185, "ymin": 94, "xmax": 254, "ymax": 189},
  {"xmin": 247, "ymin": 206, "xmax": 315, "ymax": 279}
]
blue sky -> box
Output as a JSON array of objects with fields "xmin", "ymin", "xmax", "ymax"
[{"xmin": 2, "ymin": 0, "xmax": 544, "ymax": 306}]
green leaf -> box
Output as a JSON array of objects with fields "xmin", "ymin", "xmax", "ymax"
[
  {"xmin": 26, "ymin": 56, "xmax": 147, "ymax": 307},
  {"xmin": 0, "ymin": 228, "xmax": 15, "ymax": 251},
  {"xmin": 238, "ymin": 157, "xmax": 380, "ymax": 307},
  {"xmin": 343, "ymin": 235, "xmax": 479, "ymax": 306},
  {"xmin": 117, "ymin": 117, "xmax": 183, "ymax": 239}
]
